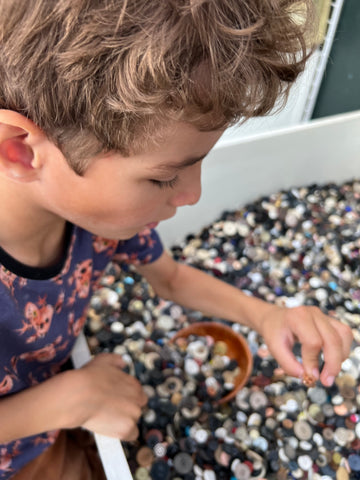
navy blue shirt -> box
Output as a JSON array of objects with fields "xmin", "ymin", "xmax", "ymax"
[{"xmin": 0, "ymin": 224, "xmax": 163, "ymax": 479}]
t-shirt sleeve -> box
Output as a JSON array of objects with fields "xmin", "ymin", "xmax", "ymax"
[{"xmin": 113, "ymin": 228, "xmax": 163, "ymax": 265}]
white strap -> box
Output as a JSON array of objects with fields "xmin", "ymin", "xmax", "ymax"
[{"xmin": 71, "ymin": 332, "xmax": 134, "ymax": 480}]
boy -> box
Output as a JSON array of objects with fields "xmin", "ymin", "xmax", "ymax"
[{"xmin": 0, "ymin": 0, "xmax": 353, "ymax": 478}]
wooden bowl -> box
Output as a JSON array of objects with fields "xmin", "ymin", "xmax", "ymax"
[{"xmin": 171, "ymin": 322, "xmax": 253, "ymax": 404}]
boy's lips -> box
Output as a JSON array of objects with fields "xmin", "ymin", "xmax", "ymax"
[
  {"xmin": 145, "ymin": 213, "xmax": 176, "ymax": 229},
  {"xmin": 145, "ymin": 222, "xmax": 159, "ymax": 229}
]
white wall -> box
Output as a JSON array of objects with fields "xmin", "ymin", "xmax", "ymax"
[{"xmin": 157, "ymin": 110, "xmax": 360, "ymax": 247}]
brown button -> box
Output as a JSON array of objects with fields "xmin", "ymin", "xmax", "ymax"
[
  {"xmin": 345, "ymin": 417, "xmax": 356, "ymax": 430},
  {"xmin": 276, "ymin": 467, "xmax": 290, "ymax": 480},
  {"xmin": 282, "ymin": 418, "xmax": 293, "ymax": 430},
  {"xmin": 323, "ymin": 427, "xmax": 334, "ymax": 441},
  {"xmin": 351, "ymin": 438, "xmax": 360, "ymax": 451},
  {"xmin": 273, "ymin": 396, "xmax": 284, "ymax": 409},
  {"xmin": 302, "ymin": 373, "xmax": 316, "ymax": 388},
  {"xmin": 136, "ymin": 446, "xmax": 155, "ymax": 467},
  {"xmin": 340, "ymin": 385, "xmax": 356, "ymax": 400},
  {"xmin": 337, "ymin": 373, "xmax": 356, "ymax": 388},
  {"xmin": 251, "ymin": 374, "xmax": 272, "ymax": 387},
  {"xmin": 265, "ymin": 407, "xmax": 275, "ymax": 417},
  {"xmin": 171, "ymin": 392, "xmax": 182, "ymax": 406}
]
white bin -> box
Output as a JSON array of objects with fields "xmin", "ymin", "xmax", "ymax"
[{"xmin": 158, "ymin": 110, "xmax": 360, "ymax": 248}]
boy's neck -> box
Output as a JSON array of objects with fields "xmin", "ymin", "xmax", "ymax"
[{"xmin": 0, "ymin": 177, "xmax": 67, "ymax": 268}]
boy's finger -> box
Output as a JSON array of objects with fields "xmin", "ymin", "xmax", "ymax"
[
  {"xmin": 109, "ymin": 353, "xmax": 127, "ymax": 368},
  {"xmin": 268, "ymin": 342, "xmax": 304, "ymax": 378},
  {"xmin": 139, "ymin": 389, "xmax": 148, "ymax": 408},
  {"xmin": 329, "ymin": 318, "xmax": 353, "ymax": 358},
  {"xmin": 289, "ymin": 314, "xmax": 323, "ymax": 380},
  {"xmin": 300, "ymin": 341, "xmax": 321, "ymax": 382},
  {"xmin": 313, "ymin": 318, "xmax": 344, "ymax": 386},
  {"xmin": 124, "ymin": 426, "xmax": 139, "ymax": 443}
]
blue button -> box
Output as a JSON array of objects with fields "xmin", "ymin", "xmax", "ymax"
[
  {"xmin": 349, "ymin": 454, "xmax": 360, "ymax": 472},
  {"xmin": 124, "ymin": 276, "xmax": 135, "ymax": 285}
]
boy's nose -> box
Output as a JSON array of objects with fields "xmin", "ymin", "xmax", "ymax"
[{"xmin": 169, "ymin": 164, "xmax": 202, "ymax": 208}]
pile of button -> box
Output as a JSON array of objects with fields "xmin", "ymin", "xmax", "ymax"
[{"xmin": 85, "ymin": 180, "xmax": 360, "ymax": 480}]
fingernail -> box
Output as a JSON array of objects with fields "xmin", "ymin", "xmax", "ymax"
[
  {"xmin": 325, "ymin": 375, "xmax": 334, "ymax": 386},
  {"xmin": 312, "ymin": 367, "xmax": 320, "ymax": 379}
]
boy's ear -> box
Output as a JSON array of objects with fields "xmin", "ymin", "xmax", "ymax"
[{"xmin": 0, "ymin": 110, "xmax": 46, "ymax": 182}]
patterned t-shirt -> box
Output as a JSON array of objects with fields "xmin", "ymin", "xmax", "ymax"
[{"xmin": 0, "ymin": 223, "xmax": 163, "ymax": 479}]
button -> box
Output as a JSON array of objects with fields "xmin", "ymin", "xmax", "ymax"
[
  {"xmin": 135, "ymin": 467, "xmax": 149, "ymax": 480},
  {"xmin": 316, "ymin": 453, "xmax": 328, "ymax": 468},
  {"xmin": 302, "ymin": 373, "xmax": 316, "ymax": 388},
  {"xmin": 153, "ymin": 442, "xmax": 167, "ymax": 458},
  {"xmin": 136, "ymin": 446, "xmax": 154, "ymax": 467},
  {"xmin": 323, "ymin": 427, "xmax": 334, "ymax": 441},
  {"xmin": 173, "ymin": 452, "xmax": 193, "ymax": 475},
  {"xmin": 156, "ymin": 315, "xmax": 175, "ymax": 332},
  {"xmin": 188, "ymin": 340, "xmax": 209, "ymax": 362},
  {"xmin": 213, "ymin": 341, "xmax": 228, "ymax": 356},
  {"xmin": 308, "ymin": 386, "xmax": 328, "ymax": 404},
  {"xmin": 334, "ymin": 427, "xmax": 351, "ymax": 446},
  {"xmin": 336, "ymin": 466, "xmax": 349, "ymax": 480},
  {"xmin": 299, "ymin": 440, "xmax": 312, "ymax": 451},
  {"xmin": 322, "ymin": 403, "xmax": 335, "ymax": 417},
  {"xmin": 340, "ymin": 385, "xmax": 355, "ymax": 400},
  {"xmin": 284, "ymin": 444, "xmax": 296, "ymax": 460},
  {"xmin": 143, "ymin": 408, "xmax": 156, "ymax": 424},
  {"xmin": 150, "ymin": 460, "xmax": 170, "ymax": 480},
  {"xmin": 232, "ymin": 462, "xmax": 251, "ymax": 480},
  {"xmin": 313, "ymin": 432, "xmax": 324, "ymax": 447},
  {"xmin": 203, "ymin": 470, "xmax": 216, "ymax": 480},
  {"xmin": 249, "ymin": 390, "xmax": 268, "ymax": 410},
  {"xmin": 293, "ymin": 420, "xmax": 312, "ymax": 441},
  {"xmin": 308, "ymin": 403, "xmax": 324, "ymax": 423},
  {"xmin": 110, "ymin": 321, "xmax": 124, "ymax": 334},
  {"xmin": 194, "ymin": 428, "xmax": 209, "ymax": 444},
  {"xmin": 184, "ymin": 358, "xmax": 200, "ymax": 376},
  {"xmin": 348, "ymin": 454, "xmax": 360, "ymax": 472},
  {"xmin": 163, "ymin": 376, "xmax": 183, "ymax": 395},
  {"xmin": 145, "ymin": 429, "xmax": 163, "ymax": 447}
]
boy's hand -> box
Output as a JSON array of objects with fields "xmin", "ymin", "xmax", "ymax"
[
  {"xmin": 72, "ymin": 353, "xmax": 147, "ymax": 441},
  {"xmin": 257, "ymin": 305, "xmax": 353, "ymax": 386}
]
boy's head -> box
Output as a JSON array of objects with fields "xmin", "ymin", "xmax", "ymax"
[{"xmin": 0, "ymin": 0, "xmax": 315, "ymax": 175}]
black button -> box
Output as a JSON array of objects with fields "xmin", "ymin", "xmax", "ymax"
[{"xmin": 150, "ymin": 461, "xmax": 170, "ymax": 480}]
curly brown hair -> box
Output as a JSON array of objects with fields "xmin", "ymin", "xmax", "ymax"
[{"xmin": 0, "ymin": 0, "xmax": 315, "ymax": 174}]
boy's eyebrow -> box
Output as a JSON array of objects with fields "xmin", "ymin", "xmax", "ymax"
[{"xmin": 152, "ymin": 153, "xmax": 208, "ymax": 173}]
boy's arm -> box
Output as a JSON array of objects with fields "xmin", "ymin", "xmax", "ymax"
[
  {"xmin": 137, "ymin": 251, "xmax": 353, "ymax": 387},
  {"xmin": 0, "ymin": 353, "xmax": 147, "ymax": 444}
]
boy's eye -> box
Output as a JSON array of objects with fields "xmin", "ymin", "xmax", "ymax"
[{"xmin": 150, "ymin": 176, "xmax": 179, "ymax": 189}]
